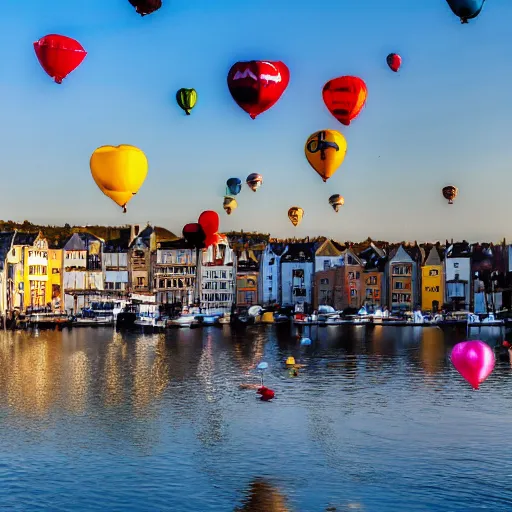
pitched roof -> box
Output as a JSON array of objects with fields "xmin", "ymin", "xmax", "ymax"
[
  {"xmin": 154, "ymin": 226, "xmax": 178, "ymax": 242},
  {"xmin": 344, "ymin": 248, "xmax": 364, "ymax": 265},
  {"xmin": 0, "ymin": 232, "xmax": 14, "ymax": 270},
  {"xmin": 13, "ymin": 231, "xmax": 39, "ymax": 246},
  {"xmin": 64, "ymin": 233, "xmax": 87, "ymax": 251},
  {"xmin": 315, "ymin": 239, "xmax": 343, "ymax": 257},
  {"xmin": 424, "ymin": 247, "xmax": 442, "ymax": 266},
  {"xmin": 389, "ymin": 245, "xmax": 414, "ymax": 263}
]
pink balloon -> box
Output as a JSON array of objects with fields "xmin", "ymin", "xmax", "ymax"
[{"xmin": 450, "ymin": 340, "xmax": 495, "ymax": 390}]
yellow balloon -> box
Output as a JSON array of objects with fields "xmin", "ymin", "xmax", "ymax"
[
  {"xmin": 288, "ymin": 206, "xmax": 304, "ymax": 227},
  {"xmin": 223, "ymin": 196, "xmax": 238, "ymax": 215},
  {"xmin": 305, "ymin": 130, "xmax": 347, "ymax": 182},
  {"xmin": 90, "ymin": 144, "xmax": 148, "ymax": 213}
]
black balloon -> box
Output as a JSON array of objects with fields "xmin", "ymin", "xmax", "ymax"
[
  {"xmin": 182, "ymin": 223, "xmax": 206, "ymax": 249},
  {"xmin": 128, "ymin": 0, "xmax": 162, "ymax": 16}
]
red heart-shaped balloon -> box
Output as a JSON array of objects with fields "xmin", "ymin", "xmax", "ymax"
[
  {"xmin": 227, "ymin": 60, "xmax": 290, "ymax": 119},
  {"xmin": 33, "ymin": 34, "xmax": 87, "ymax": 84}
]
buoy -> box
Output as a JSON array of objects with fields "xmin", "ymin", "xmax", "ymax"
[
  {"xmin": 286, "ymin": 356, "xmax": 296, "ymax": 366},
  {"xmin": 257, "ymin": 386, "xmax": 275, "ymax": 401},
  {"xmin": 300, "ymin": 337, "xmax": 312, "ymax": 346}
]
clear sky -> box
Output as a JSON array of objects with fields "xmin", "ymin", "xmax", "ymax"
[{"xmin": 1, "ymin": 0, "xmax": 511, "ymax": 242}]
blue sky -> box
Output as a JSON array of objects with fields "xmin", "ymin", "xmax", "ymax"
[{"xmin": 1, "ymin": 0, "xmax": 511, "ymax": 241}]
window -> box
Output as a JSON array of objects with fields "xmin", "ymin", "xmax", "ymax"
[
  {"xmin": 350, "ymin": 289, "xmax": 357, "ymax": 297},
  {"xmin": 394, "ymin": 281, "xmax": 404, "ymax": 290},
  {"xmin": 115, "ymin": 282, "xmax": 121, "ymax": 290},
  {"xmin": 447, "ymin": 282, "xmax": 465, "ymax": 298},
  {"xmin": 159, "ymin": 279, "xmax": 165, "ymax": 288},
  {"xmin": 52, "ymin": 268, "xmax": 60, "ymax": 274},
  {"xmin": 355, "ymin": 272, "xmax": 360, "ymax": 279},
  {"xmin": 347, "ymin": 255, "xmax": 355, "ymax": 265},
  {"xmin": 320, "ymin": 278, "xmax": 329, "ymax": 285},
  {"xmin": 323, "ymin": 260, "xmax": 330, "ymax": 270},
  {"xmin": 429, "ymin": 269, "xmax": 439, "ymax": 276},
  {"xmin": 454, "ymin": 262, "xmax": 459, "ymax": 269},
  {"xmin": 137, "ymin": 277, "xmax": 144, "ymax": 286},
  {"xmin": 366, "ymin": 276, "xmax": 377, "ymax": 285},
  {"xmin": 366, "ymin": 289, "xmax": 373, "ymax": 298}
]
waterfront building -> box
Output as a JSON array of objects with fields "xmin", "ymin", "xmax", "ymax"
[
  {"xmin": 259, "ymin": 243, "xmax": 287, "ymax": 305},
  {"xmin": 128, "ymin": 224, "xmax": 178, "ymax": 296},
  {"xmin": 387, "ymin": 244, "xmax": 423, "ymax": 312},
  {"xmin": 313, "ymin": 267, "xmax": 345, "ymax": 310},
  {"xmin": 128, "ymin": 224, "xmax": 153, "ymax": 295},
  {"xmin": 199, "ymin": 235, "xmax": 235, "ymax": 313},
  {"xmin": 421, "ymin": 246, "xmax": 444, "ymax": 312},
  {"xmin": 314, "ymin": 239, "xmax": 344, "ymax": 271},
  {"xmin": 471, "ymin": 243, "xmax": 502, "ymax": 314},
  {"xmin": 7, "ymin": 231, "xmax": 40, "ymax": 311},
  {"xmin": 358, "ymin": 243, "xmax": 387, "ymax": 311},
  {"xmin": 341, "ymin": 247, "xmax": 364, "ymax": 309},
  {"xmin": 103, "ymin": 227, "xmax": 130, "ymax": 297},
  {"xmin": 48, "ymin": 244, "xmax": 64, "ymax": 311},
  {"xmin": 235, "ymin": 249, "xmax": 260, "ymax": 306},
  {"xmin": 280, "ymin": 242, "xmax": 316, "ymax": 310},
  {"xmin": 23, "ymin": 231, "xmax": 50, "ymax": 310},
  {"xmin": 62, "ymin": 232, "xmax": 105, "ymax": 314},
  {"xmin": 227, "ymin": 232, "xmax": 268, "ymax": 307},
  {"xmin": 0, "ymin": 232, "xmax": 16, "ymax": 315},
  {"xmin": 444, "ymin": 241, "xmax": 472, "ymax": 311},
  {"xmin": 152, "ymin": 238, "xmax": 197, "ymax": 305}
]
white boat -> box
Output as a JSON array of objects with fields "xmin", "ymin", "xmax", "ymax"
[
  {"xmin": 74, "ymin": 315, "xmax": 114, "ymax": 327},
  {"xmin": 134, "ymin": 302, "xmax": 166, "ymax": 330},
  {"xmin": 168, "ymin": 314, "xmax": 198, "ymax": 328},
  {"xmin": 134, "ymin": 316, "xmax": 166, "ymax": 329}
]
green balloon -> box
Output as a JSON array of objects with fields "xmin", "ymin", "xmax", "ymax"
[{"xmin": 176, "ymin": 88, "xmax": 197, "ymax": 115}]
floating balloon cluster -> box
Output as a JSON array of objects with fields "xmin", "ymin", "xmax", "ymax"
[
  {"xmin": 31, "ymin": 0, "xmax": 485, "ymax": 223},
  {"xmin": 183, "ymin": 210, "xmax": 222, "ymax": 250},
  {"xmin": 222, "ymin": 174, "xmax": 263, "ymax": 216}
]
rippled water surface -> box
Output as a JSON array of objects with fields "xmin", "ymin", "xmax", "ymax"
[{"xmin": 0, "ymin": 324, "xmax": 511, "ymax": 511}]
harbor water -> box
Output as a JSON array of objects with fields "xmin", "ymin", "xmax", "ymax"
[{"xmin": 0, "ymin": 324, "xmax": 511, "ymax": 511}]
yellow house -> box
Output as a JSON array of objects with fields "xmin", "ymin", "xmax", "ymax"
[
  {"xmin": 23, "ymin": 232, "xmax": 50, "ymax": 309},
  {"xmin": 421, "ymin": 247, "xmax": 444, "ymax": 312},
  {"xmin": 6, "ymin": 231, "xmax": 41, "ymax": 311},
  {"xmin": 48, "ymin": 247, "xmax": 63, "ymax": 311}
]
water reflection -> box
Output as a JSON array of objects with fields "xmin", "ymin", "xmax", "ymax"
[
  {"xmin": 235, "ymin": 478, "xmax": 289, "ymax": 512},
  {"xmin": 420, "ymin": 328, "xmax": 445, "ymax": 375},
  {"xmin": 0, "ymin": 326, "xmax": 511, "ymax": 511}
]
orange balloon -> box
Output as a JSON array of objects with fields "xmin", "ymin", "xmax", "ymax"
[{"xmin": 322, "ymin": 76, "xmax": 367, "ymax": 126}]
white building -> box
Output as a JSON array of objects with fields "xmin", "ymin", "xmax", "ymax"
[
  {"xmin": 103, "ymin": 229, "xmax": 130, "ymax": 296},
  {"xmin": 259, "ymin": 243, "xmax": 287, "ymax": 305},
  {"xmin": 280, "ymin": 243, "xmax": 316, "ymax": 308},
  {"xmin": 444, "ymin": 242, "xmax": 472, "ymax": 310},
  {"xmin": 314, "ymin": 239, "xmax": 344, "ymax": 271},
  {"xmin": 63, "ymin": 232, "xmax": 105, "ymax": 313},
  {"xmin": 199, "ymin": 236, "xmax": 235, "ymax": 314},
  {"xmin": 152, "ymin": 239, "xmax": 197, "ymax": 305}
]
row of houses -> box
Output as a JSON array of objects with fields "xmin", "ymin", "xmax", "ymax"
[{"xmin": 0, "ymin": 224, "xmax": 510, "ymax": 315}]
